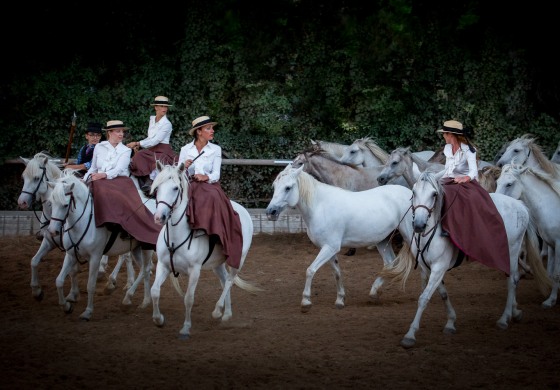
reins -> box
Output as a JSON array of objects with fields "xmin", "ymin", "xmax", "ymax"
[
  {"xmin": 51, "ymin": 189, "xmax": 94, "ymax": 264},
  {"xmin": 21, "ymin": 165, "xmax": 52, "ymax": 227},
  {"xmin": 157, "ymin": 172, "xmax": 213, "ymax": 277}
]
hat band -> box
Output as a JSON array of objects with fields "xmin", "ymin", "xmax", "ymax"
[
  {"xmin": 154, "ymin": 100, "xmax": 170, "ymax": 105},
  {"xmin": 442, "ymin": 125, "xmax": 462, "ymax": 133},
  {"xmin": 193, "ymin": 118, "xmax": 214, "ymax": 128},
  {"xmin": 105, "ymin": 124, "xmax": 127, "ymax": 130}
]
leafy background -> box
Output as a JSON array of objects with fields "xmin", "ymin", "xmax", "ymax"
[{"xmin": 2, "ymin": 1, "xmax": 559, "ymax": 209}]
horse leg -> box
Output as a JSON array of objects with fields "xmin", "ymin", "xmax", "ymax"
[
  {"xmin": 369, "ymin": 237, "xmax": 396, "ymax": 300},
  {"xmin": 302, "ymin": 246, "xmax": 340, "ymax": 312},
  {"xmin": 497, "ymin": 244, "xmax": 522, "ymax": 329},
  {"xmin": 123, "ymin": 249, "xmax": 152, "ymax": 309},
  {"xmin": 98, "ymin": 255, "xmax": 109, "ymax": 281},
  {"xmin": 79, "ymin": 255, "xmax": 101, "ymax": 321},
  {"xmin": 212, "ymin": 263, "xmax": 233, "ymax": 321},
  {"xmin": 179, "ymin": 267, "xmax": 202, "ymax": 339},
  {"xmin": 55, "ymin": 253, "xmax": 77, "ymax": 314},
  {"xmin": 65, "ymin": 262, "xmax": 81, "ymax": 303},
  {"xmin": 327, "ymin": 256, "xmax": 345, "ymax": 309},
  {"xmin": 30, "ymin": 237, "xmax": 55, "ymax": 301},
  {"xmin": 151, "ymin": 261, "xmax": 170, "ymax": 329},
  {"xmin": 434, "ymin": 279, "xmax": 457, "ymax": 335},
  {"xmin": 401, "ymin": 266, "xmax": 447, "ymax": 349},
  {"xmin": 542, "ymin": 246, "xmax": 558, "ymax": 309}
]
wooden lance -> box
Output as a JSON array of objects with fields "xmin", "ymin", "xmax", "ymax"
[{"xmin": 64, "ymin": 112, "xmax": 78, "ymax": 163}]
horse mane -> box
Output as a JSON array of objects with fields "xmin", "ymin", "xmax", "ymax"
[
  {"xmin": 355, "ymin": 137, "xmax": 389, "ymax": 164},
  {"xmin": 511, "ymin": 134, "xmax": 559, "ymax": 178},
  {"xmin": 503, "ymin": 163, "xmax": 560, "ymax": 198},
  {"xmin": 23, "ymin": 152, "xmax": 62, "ymax": 180},
  {"xmin": 478, "ymin": 166, "xmax": 502, "ymax": 193},
  {"xmin": 51, "ymin": 171, "xmax": 88, "ymax": 205},
  {"xmin": 416, "ymin": 171, "xmax": 444, "ymax": 222},
  {"xmin": 311, "ymin": 139, "xmax": 347, "ymax": 158},
  {"xmin": 152, "ymin": 163, "xmax": 189, "ymax": 196}
]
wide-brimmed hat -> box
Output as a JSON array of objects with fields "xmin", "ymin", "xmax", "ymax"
[
  {"xmin": 103, "ymin": 120, "xmax": 130, "ymax": 131},
  {"xmin": 85, "ymin": 122, "xmax": 102, "ymax": 134},
  {"xmin": 188, "ymin": 116, "xmax": 217, "ymax": 136},
  {"xmin": 150, "ymin": 96, "xmax": 172, "ymax": 107},
  {"xmin": 436, "ymin": 120, "xmax": 464, "ymax": 135}
]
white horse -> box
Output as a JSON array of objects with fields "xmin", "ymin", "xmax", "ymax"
[
  {"xmin": 377, "ymin": 147, "xmax": 444, "ymax": 188},
  {"xmin": 551, "ymin": 140, "xmax": 560, "ymax": 164},
  {"xmin": 495, "ymin": 134, "xmax": 559, "ymax": 265},
  {"xmin": 150, "ymin": 162, "xmax": 259, "ymax": 339},
  {"xmin": 379, "ymin": 171, "xmax": 550, "ymax": 348},
  {"xmin": 265, "ymin": 164, "xmax": 415, "ymax": 311},
  {"xmin": 17, "ymin": 152, "xmax": 135, "ymax": 299},
  {"xmin": 496, "ymin": 164, "xmax": 560, "ymax": 308},
  {"xmin": 46, "ymin": 172, "xmax": 154, "ymax": 321},
  {"xmin": 495, "ymin": 134, "xmax": 560, "ymax": 178}
]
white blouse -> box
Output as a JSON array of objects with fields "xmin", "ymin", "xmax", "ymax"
[
  {"xmin": 178, "ymin": 141, "xmax": 222, "ymax": 183},
  {"xmin": 138, "ymin": 115, "xmax": 172, "ymax": 149},
  {"xmin": 442, "ymin": 143, "xmax": 478, "ymax": 181},
  {"xmin": 83, "ymin": 141, "xmax": 132, "ymax": 180}
]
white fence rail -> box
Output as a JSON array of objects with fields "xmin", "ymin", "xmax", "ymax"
[{"xmin": 0, "ymin": 210, "xmax": 306, "ymax": 238}]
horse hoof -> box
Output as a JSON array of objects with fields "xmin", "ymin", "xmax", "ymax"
[
  {"xmin": 496, "ymin": 321, "xmax": 508, "ymax": 330},
  {"xmin": 301, "ymin": 304, "xmax": 312, "ymax": 313},
  {"xmin": 344, "ymin": 248, "xmax": 356, "ymax": 256},
  {"xmin": 443, "ymin": 326, "xmax": 456, "ymax": 335},
  {"xmin": 178, "ymin": 333, "xmax": 190, "ymax": 340},
  {"xmin": 63, "ymin": 303, "xmax": 74, "ymax": 314},
  {"xmin": 401, "ymin": 338, "xmax": 416, "ymax": 349},
  {"xmin": 33, "ymin": 290, "xmax": 44, "ymax": 302}
]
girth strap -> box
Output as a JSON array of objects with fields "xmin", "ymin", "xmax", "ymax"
[{"xmin": 103, "ymin": 229, "xmax": 120, "ymax": 255}]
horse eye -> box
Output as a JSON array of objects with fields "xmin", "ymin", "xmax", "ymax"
[
  {"xmin": 391, "ymin": 161, "xmax": 397, "ymax": 167},
  {"xmin": 285, "ymin": 186, "xmax": 292, "ymax": 193}
]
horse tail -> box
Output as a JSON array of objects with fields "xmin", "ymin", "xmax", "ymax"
[
  {"xmin": 524, "ymin": 221, "xmax": 552, "ymax": 296},
  {"xmin": 378, "ymin": 241, "xmax": 415, "ymax": 291},
  {"xmin": 170, "ymin": 275, "xmax": 185, "ymax": 297},
  {"xmin": 233, "ymin": 274, "xmax": 264, "ymax": 293}
]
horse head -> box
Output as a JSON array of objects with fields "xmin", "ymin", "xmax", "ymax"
[
  {"xmin": 152, "ymin": 162, "xmax": 188, "ymax": 225},
  {"xmin": 411, "ymin": 171, "xmax": 443, "ymax": 234},
  {"xmin": 266, "ymin": 164, "xmax": 304, "ymax": 221},
  {"xmin": 18, "ymin": 152, "xmax": 62, "ymax": 209}
]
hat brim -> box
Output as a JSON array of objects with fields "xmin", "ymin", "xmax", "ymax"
[
  {"xmin": 188, "ymin": 122, "xmax": 217, "ymax": 136},
  {"xmin": 436, "ymin": 129, "xmax": 463, "ymax": 135},
  {"xmin": 150, "ymin": 103, "xmax": 172, "ymax": 107}
]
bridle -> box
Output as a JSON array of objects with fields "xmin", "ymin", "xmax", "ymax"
[
  {"xmin": 20, "ymin": 164, "xmax": 52, "ymax": 228},
  {"xmin": 50, "ymin": 189, "xmax": 94, "ymax": 264},
  {"xmin": 156, "ymin": 178, "xmax": 194, "ymax": 277},
  {"xmin": 410, "ymin": 180, "xmax": 442, "ymax": 269}
]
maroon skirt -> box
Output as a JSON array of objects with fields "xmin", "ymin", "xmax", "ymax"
[
  {"xmin": 441, "ymin": 178, "xmax": 510, "ymax": 274},
  {"xmin": 89, "ymin": 176, "xmax": 162, "ymax": 245},
  {"xmin": 129, "ymin": 144, "xmax": 178, "ymax": 176},
  {"xmin": 187, "ymin": 180, "xmax": 243, "ymax": 269}
]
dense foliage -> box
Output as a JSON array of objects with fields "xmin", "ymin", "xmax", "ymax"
[{"xmin": 1, "ymin": 1, "xmax": 558, "ymax": 209}]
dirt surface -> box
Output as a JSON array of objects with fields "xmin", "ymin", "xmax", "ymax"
[{"xmin": 1, "ymin": 234, "xmax": 559, "ymax": 389}]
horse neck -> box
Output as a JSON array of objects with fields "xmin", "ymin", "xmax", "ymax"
[
  {"xmin": 167, "ymin": 182, "xmax": 191, "ymax": 230},
  {"xmin": 65, "ymin": 187, "xmax": 93, "ymax": 230}
]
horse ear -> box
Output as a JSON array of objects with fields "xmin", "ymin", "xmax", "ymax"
[
  {"xmin": 156, "ymin": 160, "xmax": 164, "ymax": 172},
  {"xmin": 20, "ymin": 157, "xmax": 30, "ymax": 165},
  {"xmin": 434, "ymin": 169, "xmax": 445, "ymax": 181},
  {"xmin": 310, "ymin": 139, "xmax": 317, "ymax": 145},
  {"xmin": 178, "ymin": 162, "xmax": 186, "ymax": 174},
  {"xmin": 40, "ymin": 156, "xmax": 49, "ymax": 166},
  {"xmin": 47, "ymin": 182, "xmax": 55, "ymax": 189}
]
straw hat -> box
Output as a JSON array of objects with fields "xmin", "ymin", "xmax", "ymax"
[
  {"xmin": 150, "ymin": 96, "xmax": 172, "ymax": 107},
  {"xmin": 103, "ymin": 120, "xmax": 130, "ymax": 131},
  {"xmin": 188, "ymin": 116, "xmax": 217, "ymax": 136},
  {"xmin": 436, "ymin": 120, "xmax": 464, "ymax": 135}
]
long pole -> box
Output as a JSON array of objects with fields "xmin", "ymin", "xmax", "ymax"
[{"xmin": 64, "ymin": 112, "xmax": 77, "ymax": 163}]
